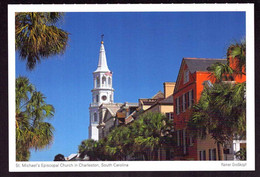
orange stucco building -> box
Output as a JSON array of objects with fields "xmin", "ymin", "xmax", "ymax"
[
  {"xmin": 173, "ymin": 58, "xmax": 226, "ymax": 160},
  {"xmin": 173, "ymin": 57, "xmax": 246, "ymax": 160}
]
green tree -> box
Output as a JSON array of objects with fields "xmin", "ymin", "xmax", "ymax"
[
  {"xmin": 208, "ymin": 40, "xmax": 246, "ymax": 82},
  {"xmin": 16, "ymin": 76, "xmax": 55, "ymax": 161},
  {"xmin": 189, "ymin": 82, "xmax": 246, "ymax": 160},
  {"xmin": 235, "ymin": 148, "xmax": 246, "ymax": 160},
  {"xmin": 105, "ymin": 125, "xmax": 134, "ymax": 160},
  {"xmin": 54, "ymin": 154, "xmax": 65, "ymax": 161},
  {"xmin": 132, "ymin": 112, "xmax": 174, "ymax": 160},
  {"xmin": 15, "ymin": 12, "xmax": 69, "ymax": 70},
  {"xmin": 78, "ymin": 139, "xmax": 97, "ymax": 160}
]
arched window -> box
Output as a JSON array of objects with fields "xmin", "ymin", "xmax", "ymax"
[
  {"xmin": 96, "ymin": 95, "xmax": 99, "ymax": 103},
  {"xmin": 94, "ymin": 113, "xmax": 98, "ymax": 122},
  {"xmin": 102, "ymin": 76, "xmax": 106, "ymax": 87},
  {"xmin": 108, "ymin": 77, "xmax": 111, "ymax": 86},
  {"xmin": 96, "ymin": 76, "xmax": 100, "ymax": 87}
]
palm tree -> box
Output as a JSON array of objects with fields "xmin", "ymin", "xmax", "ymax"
[
  {"xmin": 16, "ymin": 76, "xmax": 55, "ymax": 161},
  {"xmin": 15, "ymin": 12, "xmax": 69, "ymax": 70},
  {"xmin": 132, "ymin": 112, "xmax": 174, "ymax": 160},
  {"xmin": 105, "ymin": 125, "xmax": 134, "ymax": 160},
  {"xmin": 188, "ymin": 41, "xmax": 246, "ymax": 160},
  {"xmin": 188, "ymin": 82, "xmax": 246, "ymax": 160},
  {"xmin": 227, "ymin": 40, "xmax": 246, "ymax": 76},
  {"xmin": 78, "ymin": 139, "xmax": 99, "ymax": 161},
  {"xmin": 208, "ymin": 40, "xmax": 246, "ymax": 81}
]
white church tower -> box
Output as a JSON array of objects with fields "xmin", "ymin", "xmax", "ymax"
[{"xmin": 89, "ymin": 35, "xmax": 114, "ymax": 140}]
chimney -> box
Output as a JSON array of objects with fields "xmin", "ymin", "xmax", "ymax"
[{"xmin": 163, "ymin": 82, "xmax": 176, "ymax": 98}]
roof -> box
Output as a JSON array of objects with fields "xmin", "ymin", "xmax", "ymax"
[
  {"xmin": 99, "ymin": 103, "xmax": 122, "ymax": 123},
  {"xmin": 184, "ymin": 58, "xmax": 227, "ymax": 73},
  {"xmin": 151, "ymin": 91, "xmax": 164, "ymax": 99},
  {"xmin": 174, "ymin": 58, "xmax": 227, "ymax": 93},
  {"xmin": 116, "ymin": 112, "xmax": 125, "ymax": 118},
  {"xmin": 158, "ymin": 94, "xmax": 173, "ymax": 104}
]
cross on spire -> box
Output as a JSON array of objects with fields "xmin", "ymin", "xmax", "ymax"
[{"xmin": 101, "ymin": 34, "xmax": 104, "ymax": 43}]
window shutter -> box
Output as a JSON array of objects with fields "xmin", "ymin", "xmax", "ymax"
[
  {"xmin": 180, "ymin": 96, "xmax": 182, "ymax": 113},
  {"xmin": 185, "ymin": 92, "xmax": 188, "ymax": 109}
]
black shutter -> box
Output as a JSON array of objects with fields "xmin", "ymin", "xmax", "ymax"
[
  {"xmin": 180, "ymin": 96, "xmax": 182, "ymax": 113},
  {"xmin": 185, "ymin": 92, "xmax": 188, "ymax": 109},
  {"xmin": 191, "ymin": 89, "xmax": 194, "ymax": 105},
  {"xmin": 175, "ymin": 98, "xmax": 178, "ymax": 113}
]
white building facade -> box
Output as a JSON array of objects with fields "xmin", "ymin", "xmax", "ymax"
[{"xmin": 88, "ymin": 40, "xmax": 114, "ymax": 141}]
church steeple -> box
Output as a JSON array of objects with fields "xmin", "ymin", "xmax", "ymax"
[
  {"xmin": 95, "ymin": 35, "xmax": 110, "ymax": 72},
  {"xmin": 89, "ymin": 36, "xmax": 114, "ymax": 141}
]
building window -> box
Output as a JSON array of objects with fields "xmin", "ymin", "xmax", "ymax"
[
  {"xmin": 102, "ymin": 95, "xmax": 107, "ymax": 101},
  {"xmin": 182, "ymin": 94, "xmax": 186, "ymax": 112},
  {"xmin": 93, "ymin": 113, "xmax": 98, "ymax": 122},
  {"xmin": 180, "ymin": 129, "xmax": 183, "ymax": 146},
  {"xmin": 184, "ymin": 70, "xmax": 189, "ymax": 84},
  {"xmin": 176, "ymin": 97, "xmax": 180, "ymax": 115},
  {"xmin": 177, "ymin": 130, "xmax": 180, "ymax": 146},
  {"xmin": 212, "ymin": 148, "xmax": 217, "ymax": 160},
  {"xmin": 102, "ymin": 76, "xmax": 106, "ymax": 87},
  {"xmin": 166, "ymin": 149, "xmax": 171, "ymax": 160},
  {"xmin": 183, "ymin": 129, "xmax": 186, "ymax": 154},
  {"xmin": 200, "ymin": 150, "xmax": 206, "ymax": 160},
  {"xmin": 166, "ymin": 112, "xmax": 173, "ymax": 120},
  {"xmin": 108, "ymin": 77, "xmax": 111, "ymax": 86},
  {"xmin": 96, "ymin": 95, "xmax": 99, "ymax": 103},
  {"xmin": 188, "ymin": 90, "xmax": 194, "ymax": 108},
  {"xmin": 189, "ymin": 136, "xmax": 193, "ymax": 146},
  {"xmin": 96, "ymin": 76, "xmax": 100, "ymax": 87},
  {"xmin": 185, "ymin": 92, "xmax": 189, "ymax": 109},
  {"xmin": 179, "ymin": 96, "xmax": 182, "ymax": 113}
]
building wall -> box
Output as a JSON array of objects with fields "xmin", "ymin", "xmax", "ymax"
[
  {"xmin": 103, "ymin": 116, "xmax": 115, "ymax": 137},
  {"xmin": 173, "ymin": 63, "xmax": 197, "ymax": 160},
  {"xmin": 173, "ymin": 58, "xmax": 246, "ymax": 161},
  {"xmin": 89, "ymin": 106, "xmax": 99, "ymax": 140},
  {"xmin": 160, "ymin": 105, "xmax": 174, "ymax": 114},
  {"xmin": 147, "ymin": 104, "xmax": 160, "ymax": 113},
  {"xmin": 197, "ymin": 134, "xmax": 224, "ymax": 160},
  {"xmin": 173, "ymin": 62, "xmax": 216, "ymax": 160}
]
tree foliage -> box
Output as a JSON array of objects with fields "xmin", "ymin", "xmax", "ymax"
[
  {"xmin": 189, "ymin": 82, "xmax": 246, "ymax": 144},
  {"xmin": 189, "ymin": 40, "xmax": 246, "ymax": 145},
  {"xmin": 54, "ymin": 154, "xmax": 65, "ymax": 161},
  {"xmin": 15, "ymin": 12, "xmax": 69, "ymax": 70},
  {"xmin": 78, "ymin": 112, "xmax": 174, "ymax": 161},
  {"xmin": 16, "ymin": 76, "xmax": 55, "ymax": 161}
]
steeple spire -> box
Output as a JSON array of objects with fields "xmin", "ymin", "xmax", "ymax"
[{"xmin": 94, "ymin": 34, "xmax": 110, "ymax": 72}]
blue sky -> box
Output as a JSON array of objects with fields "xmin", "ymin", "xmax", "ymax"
[{"xmin": 15, "ymin": 12, "xmax": 245, "ymax": 161}]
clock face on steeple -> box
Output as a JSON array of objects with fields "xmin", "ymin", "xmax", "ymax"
[{"xmin": 102, "ymin": 95, "xmax": 107, "ymax": 101}]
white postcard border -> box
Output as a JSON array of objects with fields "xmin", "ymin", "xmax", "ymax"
[{"xmin": 8, "ymin": 4, "xmax": 255, "ymax": 172}]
